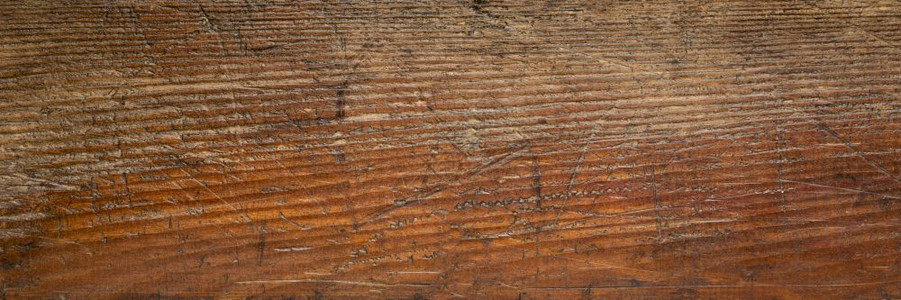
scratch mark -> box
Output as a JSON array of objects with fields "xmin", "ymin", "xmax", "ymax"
[
  {"xmin": 774, "ymin": 126, "xmax": 790, "ymax": 226},
  {"xmin": 178, "ymin": 168, "xmax": 252, "ymax": 222},
  {"xmin": 279, "ymin": 211, "xmax": 310, "ymax": 230},
  {"xmin": 779, "ymin": 179, "xmax": 901, "ymax": 200},
  {"xmin": 274, "ymin": 246, "xmax": 314, "ymax": 252},
  {"xmin": 555, "ymin": 256, "xmax": 662, "ymax": 275},
  {"xmin": 647, "ymin": 166, "xmax": 663, "ymax": 240},
  {"xmin": 361, "ymin": 145, "xmax": 528, "ymax": 224},
  {"xmin": 815, "ymin": 121, "xmax": 900, "ymax": 183},
  {"xmin": 801, "ymin": 1, "xmax": 901, "ymax": 51},
  {"xmin": 257, "ymin": 223, "xmax": 266, "ymax": 265},
  {"xmin": 550, "ymin": 143, "xmax": 588, "ymax": 229},
  {"xmin": 530, "ymin": 151, "xmax": 542, "ymax": 209},
  {"xmin": 523, "ymin": 279, "xmax": 901, "ymax": 290},
  {"xmin": 236, "ymin": 279, "xmax": 433, "ymax": 287}
]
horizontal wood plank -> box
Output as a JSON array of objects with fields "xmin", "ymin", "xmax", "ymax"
[{"xmin": 1, "ymin": 0, "xmax": 900, "ymax": 298}]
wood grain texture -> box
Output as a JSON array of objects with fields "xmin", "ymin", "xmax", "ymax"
[{"xmin": 2, "ymin": 0, "xmax": 900, "ymax": 298}]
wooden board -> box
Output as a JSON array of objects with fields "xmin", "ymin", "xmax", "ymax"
[{"xmin": 2, "ymin": 0, "xmax": 900, "ymax": 298}]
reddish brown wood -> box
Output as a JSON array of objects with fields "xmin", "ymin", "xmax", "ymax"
[{"xmin": 1, "ymin": 0, "xmax": 900, "ymax": 299}]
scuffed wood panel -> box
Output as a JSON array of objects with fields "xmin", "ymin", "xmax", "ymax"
[{"xmin": 2, "ymin": 0, "xmax": 900, "ymax": 298}]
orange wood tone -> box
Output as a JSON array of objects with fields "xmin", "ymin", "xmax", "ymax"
[{"xmin": 2, "ymin": 1, "xmax": 900, "ymax": 299}]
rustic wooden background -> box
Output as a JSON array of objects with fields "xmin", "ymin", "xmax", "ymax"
[{"xmin": 2, "ymin": 0, "xmax": 900, "ymax": 299}]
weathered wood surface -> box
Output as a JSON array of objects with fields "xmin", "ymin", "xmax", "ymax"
[{"xmin": 1, "ymin": 0, "xmax": 900, "ymax": 298}]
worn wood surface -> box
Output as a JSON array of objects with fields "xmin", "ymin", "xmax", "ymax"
[{"xmin": 2, "ymin": 0, "xmax": 901, "ymax": 299}]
